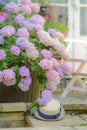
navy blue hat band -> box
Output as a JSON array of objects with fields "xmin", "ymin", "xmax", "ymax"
[{"xmin": 38, "ymin": 108, "xmax": 61, "ymax": 120}]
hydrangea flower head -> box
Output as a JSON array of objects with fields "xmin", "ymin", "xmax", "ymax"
[
  {"xmin": 17, "ymin": 27, "xmax": 29, "ymax": 38},
  {"xmin": 15, "ymin": 14, "xmax": 24, "ymax": 26},
  {"xmin": 0, "ymin": 26, "xmax": 16, "ymax": 37},
  {"xmin": 0, "ymin": 36, "xmax": 4, "ymax": 45},
  {"xmin": 41, "ymin": 49, "xmax": 52, "ymax": 59},
  {"xmin": 10, "ymin": 45, "xmax": 21, "ymax": 56},
  {"xmin": 38, "ymin": 97, "xmax": 48, "ymax": 106},
  {"xmin": 31, "ymin": 3, "xmax": 40, "ymax": 13},
  {"xmin": 41, "ymin": 90, "xmax": 52, "ymax": 101},
  {"xmin": 21, "ymin": 5, "xmax": 32, "ymax": 14},
  {"xmin": 0, "ymin": 50, "xmax": 6, "ymax": 61},
  {"xmin": 20, "ymin": 0, "xmax": 31, "ymax": 5},
  {"xmin": 19, "ymin": 66, "xmax": 30, "ymax": 77},
  {"xmin": 5, "ymin": 2, "xmax": 18, "ymax": 13}
]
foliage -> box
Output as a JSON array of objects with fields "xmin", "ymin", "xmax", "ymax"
[
  {"xmin": 31, "ymin": 0, "xmax": 50, "ymax": 6},
  {"xmin": 44, "ymin": 21, "xmax": 69, "ymax": 35},
  {"xmin": 0, "ymin": 0, "xmax": 72, "ymax": 93}
]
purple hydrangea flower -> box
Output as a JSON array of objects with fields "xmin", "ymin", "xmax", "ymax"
[
  {"xmin": 2, "ymin": 69, "xmax": 16, "ymax": 86},
  {"xmin": 17, "ymin": 27, "xmax": 29, "ymax": 38},
  {"xmin": 41, "ymin": 90, "xmax": 52, "ymax": 101},
  {"xmin": 5, "ymin": 2, "xmax": 18, "ymax": 13},
  {"xmin": 16, "ymin": 37, "xmax": 29, "ymax": 50},
  {"xmin": 0, "ymin": 50, "xmax": 6, "ymax": 61},
  {"xmin": 15, "ymin": 14, "xmax": 24, "ymax": 26},
  {"xmin": 35, "ymin": 24, "xmax": 43, "ymax": 32},
  {"xmin": 48, "ymin": 28, "xmax": 56, "ymax": 37},
  {"xmin": 20, "ymin": 0, "xmax": 31, "ymax": 5},
  {"xmin": 61, "ymin": 62, "xmax": 72, "ymax": 75},
  {"xmin": 38, "ymin": 97, "xmax": 48, "ymax": 106},
  {"xmin": 58, "ymin": 69, "xmax": 64, "ymax": 78},
  {"xmin": 40, "ymin": 49, "xmax": 52, "ymax": 59},
  {"xmin": 10, "ymin": 45, "xmax": 21, "ymax": 56},
  {"xmin": 19, "ymin": 66, "xmax": 30, "ymax": 77},
  {"xmin": 23, "ymin": 20, "xmax": 35, "ymax": 30},
  {"xmin": 0, "ymin": 26, "xmax": 16, "ymax": 37},
  {"xmin": 0, "ymin": 36, "xmax": 4, "ymax": 45},
  {"xmin": 30, "ymin": 15, "xmax": 45, "ymax": 26}
]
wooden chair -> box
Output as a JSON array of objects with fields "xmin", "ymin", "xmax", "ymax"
[{"xmin": 61, "ymin": 39, "xmax": 87, "ymax": 98}]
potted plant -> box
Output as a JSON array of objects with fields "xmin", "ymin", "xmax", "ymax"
[{"xmin": 0, "ymin": 0, "xmax": 72, "ymax": 103}]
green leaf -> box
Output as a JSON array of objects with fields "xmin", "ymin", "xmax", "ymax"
[
  {"xmin": 17, "ymin": 56, "xmax": 24, "ymax": 61},
  {"xmin": 31, "ymin": 65, "xmax": 39, "ymax": 72},
  {"xmin": 2, "ymin": 62, "xmax": 8, "ymax": 69},
  {"xmin": 30, "ymin": 107, "xmax": 36, "ymax": 115},
  {"xmin": 31, "ymin": 100, "xmax": 38, "ymax": 107},
  {"xmin": 37, "ymin": 74, "xmax": 47, "ymax": 84},
  {"xmin": 11, "ymin": 66, "xmax": 19, "ymax": 73}
]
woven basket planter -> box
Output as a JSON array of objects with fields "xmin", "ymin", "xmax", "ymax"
[{"xmin": 0, "ymin": 73, "xmax": 44, "ymax": 103}]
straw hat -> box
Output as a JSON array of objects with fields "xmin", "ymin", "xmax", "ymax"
[{"xmin": 34, "ymin": 98, "xmax": 65, "ymax": 121}]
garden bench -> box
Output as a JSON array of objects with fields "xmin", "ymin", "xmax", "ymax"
[{"xmin": 61, "ymin": 39, "xmax": 87, "ymax": 98}]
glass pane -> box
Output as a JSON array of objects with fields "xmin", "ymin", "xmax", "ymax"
[
  {"xmin": 51, "ymin": 6, "xmax": 68, "ymax": 25},
  {"xmin": 80, "ymin": 0, "xmax": 87, "ymax": 4},
  {"xmin": 80, "ymin": 8, "xmax": 87, "ymax": 35},
  {"xmin": 51, "ymin": 0, "xmax": 67, "ymax": 4}
]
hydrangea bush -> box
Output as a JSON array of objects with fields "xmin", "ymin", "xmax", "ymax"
[{"xmin": 0, "ymin": 0, "xmax": 72, "ymax": 96}]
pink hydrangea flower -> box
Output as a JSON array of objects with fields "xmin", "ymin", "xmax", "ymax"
[
  {"xmin": 19, "ymin": 66, "xmax": 30, "ymax": 77},
  {"xmin": 30, "ymin": 15, "xmax": 45, "ymax": 25},
  {"xmin": 0, "ymin": 36, "xmax": 4, "ymax": 45},
  {"xmin": 3, "ymin": 69, "xmax": 15, "ymax": 80},
  {"xmin": 39, "ymin": 59, "xmax": 54, "ymax": 70},
  {"xmin": 26, "ymin": 48, "xmax": 39, "ymax": 60},
  {"xmin": 0, "ymin": 12, "xmax": 8, "ymax": 23},
  {"xmin": 0, "ymin": 71, "xmax": 3, "ymax": 82},
  {"xmin": 46, "ymin": 81, "xmax": 57, "ymax": 92},
  {"xmin": 50, "ymin": 58, "xmax": 60, "ymax": 69},
  {"xmin": 37, "ymin": 30, "xmax": 53, "ymax": 46},
  {"xmin": 2, "ymin": 69, "xmax": 16, "ymax": 86},
  {"xmin": 5, "ymin": 2, "xmax": 18, "ymax": 13},
  {"xmin": 17, "ymin": 27, "xmax": 29, "ymax": 38},
  {"xmin": 61, "ymin": 62, "xmax": 73, "ymax": 75},
  {"xmin": 20, "ymin": 0, "xmax": 31, "ymax": 5},
  {"xmin": 26, "ymin": 42, "xmax": 39, "ymax": 60},
  {"xmin": 3, "ymin": 79, "xmax": 16, "ymax": 86},
  {"xmin": 51, "ymin": 38, "xmax": 71, "ymax": 60},
  {"xmin": 21, "ymin": 5, "xmax": 32, "ymax": 14},
  {"xmin": 10, "ymin": 45, "xmax": 21, "ymax": 56},
  {"xmin": 0, "ymin": 50, "xmax": 6, "ymax": 61},
  {"xmin": 0, "ymin": 26, "xmax": 16, "ymax": 37},
  {"xmin": 45, "ymin": 69, "xmax": 59, "ymax": 81},
  {"xmin": 35, "ymin": 24, "xmax": 43, "ymax": 32},
  {"xmin": 0, "ymin": 16, "xmax": 5, "ymax": 23},
  {"xmin": 54, "ymin": 32, "xmax": 65, "ymax": 43},
  {"xmin": 15, "ymin": 14, "xmax": 24, "ymax": 26},
  {"xmin": 40, "ymin": 49, "xmax": 52, "ymax": 59},
  {"xmin": 31, "ymin": 3, "xmax": 40, "ymax": 13},
  {"xmin": 2, "ymin": 12, "xmax": 8, "ymax": 18}
]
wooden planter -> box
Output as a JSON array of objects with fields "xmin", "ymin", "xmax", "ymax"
[{"xmin": 0, "ymin": 73, "xmax": 44, "ymax": 103}]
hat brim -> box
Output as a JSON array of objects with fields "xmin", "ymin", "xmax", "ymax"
[{"xmin": 34, "ymin": 106, "xmax": 65, "ymax": 121}]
